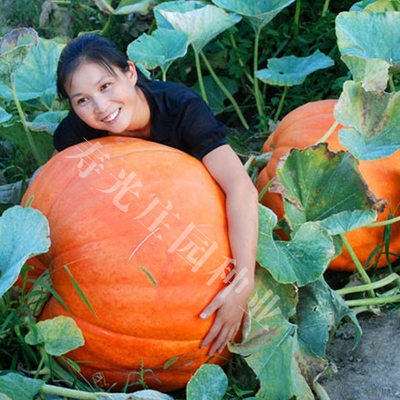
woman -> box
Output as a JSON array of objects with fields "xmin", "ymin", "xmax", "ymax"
[{"xmin": 54, "ymin": 33, "xmax": 258, "ymax": 356}]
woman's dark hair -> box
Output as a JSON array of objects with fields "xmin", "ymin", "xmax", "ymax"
[{"xmin": 57, "ymin": 34, "xmax": 130, "ymax": 100}]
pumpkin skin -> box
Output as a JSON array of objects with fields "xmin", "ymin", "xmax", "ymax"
[
  {"xmin": 22, "ymin": 136, "xmax": 232, "ymax": 391},
  {"xmin": 257, "ymin": 99, "xmax": 400, "ymax": 271}
]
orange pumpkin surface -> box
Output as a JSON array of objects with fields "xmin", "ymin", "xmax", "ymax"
[
  {"xmin": 257, "ymin": 99, "xmax": 400, "ymax": 271},
  {"xmin": 22, "ymin": 136, "xmax": 232, "ymax": 391}
]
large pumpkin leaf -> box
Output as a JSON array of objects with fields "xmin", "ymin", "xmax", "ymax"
[
  {"xmin": 0, "ymin": 107, "xmax": 11, "ymax": 124},
  {"xmin": 255, "ymin": 50, "xmax": 334, "ymax": 86},
  {"xmin": 349, "ymin": 0, "xmax": 376, "ymax": 11},
  {"xmin": 127, "ymin": 28, "xmax": 189, "ymax": 72},
  {"xmin": 273, "ymin": 144, "xmax": 382, "ymax": 233},
  {"xmin": 114, "ymin": 0, "xmax": 152, "ymax": 15},
  {"xmin": 186, "ymin": 365, "xmax": 228, "ymax": 400},
  {"xmin": 0, "ymin": 373, "xmax": 43, "ymax": 400},
  {"xmin": 211, "ymin": 0, "xmax": 296, "ymax": 31},
  {"xmin": 154, "ymin": 1, "xmax": 205, "ymax": 28},
  {"xmin": 230, "ymin": 268, "xmax": 314, "ymax": 400},
  {"xmin": 297, "ymin": 277, "xmax": 362, "ymax": 359},
  {"xmin": 0, "ymin": 38, "xmax": 63, "ymax": 107},
  {"xmin": 0, "ymin": 206, "xmax": 50, "ymax": 297},
  {"xmin": 25, "ymin": 315, "xmax": 84, "ymax": 356},
  {"xmin": 155, "ymin": 3, "xmax": 241, "ymax": 53},
  {"xmin": 0, "ymin": 28, "xmax": 38, "ymax": 86},
  {"xmin": 365, "ymin": 0, "xmax": 400, "ymax": 11},
  {"xmin": 257, "ymin": 205, "xmax": 334, "ymax": 286},
  {"xmin": 336, "ymin": 12, "xmax": 400, "ymax": 91},
  {"xmin": 335, "ymin": 80, "xmax": 400, "ymax": 160},
  {"xmin": 27, "ymin": 110, "xmax": 69, "ymax": 134}
]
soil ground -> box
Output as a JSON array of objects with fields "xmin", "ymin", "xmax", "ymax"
[{"xmin": 321, "ymin": 308, "xmax": 400, "ymax": 400}]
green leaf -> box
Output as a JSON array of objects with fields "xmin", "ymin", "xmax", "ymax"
[
  {"xmin": 27, "ymin": 110, "xmax": 68, "ymax": 134},
  {"xmin": 297, "ymin": 277, "xmax": 362, "ymax": 358},
  {"xmin": 230, "ymin": 268, "xmax": 313, "ymax": 400},
  {"xmin": 336, "ymin": 12, "xmax": 400, "ymax": 90},
  {"xmin": 0, "ymin": 123, "xmax": 54, "ymax": 162},
  {"xmin": 335, "ymin": 80, "xmax": 400, "ymax": 160},
  {"xmin": 98, "ymin": 391, "xmax": 174, "ymax": 400},
  {"xmin": 154, "ymin": 1, "xmax": 205, "ymax": 28},
  {"xmin": 0, "ymin": 373, "xmax": 43, "ymax": 400},
  {"xmin": 0, "ymin": 106, "xmax": 11, "ymax": 124},
  {"xmin": 127, "ymin": 28, "xmax": 189, "ymax": 72},
  {"xmin": 255, "ymin": 50, "xmax": 334, "ymax": 87},
  {"xmin": 186, "ymin": 365, "xmax": 228, "ymax": 400},
  {"xmin": 0, "ymin": 28, "xmax": 38, "ymax": 86},
  {"xmin": 192, "ymin": 75, "xmax": 238, "ymax": 114},
  {"xmin": 12, "ymin": 38, "xmax": 63, "ymax": 106},
  {"xmin": 93, "ymin": 0, "xmax": 114, "ymax": 14},
  {"xmin": 114, "ymin": 0, "xmax": 152, "ymax": 15},
  {"xmin": 211, "ymin": 0, "xmax": 296, "ymax": 31},
  {"xmin": 364, "ymin": 0, "xmax": 400, "ymax": 11},
  {"xmin": 257, "ymin": 205, "xmax": 334, "ymax": 286},
  {"xmin": 349, "ymin": 0, "xmax": 377, "ymax": 11},
  {"xmin": 25, "ymin": 315, "xmax": 84, "ymax": 356},
  {"xmin": 155, "ymin": 2, "xmax": 241, "ymax": 53},
  {"xmin": 273, "ymin": 144, "xmax": 382, "ymax": 233},
  {"xmin": 0, "ymin": 206, "xmax": 50, "ymax": 297}
]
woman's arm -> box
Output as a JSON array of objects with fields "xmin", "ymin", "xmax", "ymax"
[{"xmin": 199, "ymin": 144, "xmax": 259, "ymax": 356}]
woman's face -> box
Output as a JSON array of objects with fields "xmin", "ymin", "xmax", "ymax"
[{"xmin": 67, "ymin": 61, "xmax": 150, "ymax": 136}]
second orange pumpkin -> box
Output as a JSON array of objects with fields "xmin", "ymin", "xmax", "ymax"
[{"xmin": 257, "ymin": 99, "xmax": 400, "ymax": 271}]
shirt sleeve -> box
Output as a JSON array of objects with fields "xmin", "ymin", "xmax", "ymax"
[
  {"xmin": 53, "ymin": 110, "xmax": 107, "ymax": 151},
  {"xmin": 179, "ymin": 97, "xmax": 228, "ymax": 160}
]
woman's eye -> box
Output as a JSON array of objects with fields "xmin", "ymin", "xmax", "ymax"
[
  {"xmin": 77, "ymin": 97, "xmax": 87, "ymax": 105},
  {"xmin": 101, "ymin": 82, "xmax": 111, "ymax": 91}
]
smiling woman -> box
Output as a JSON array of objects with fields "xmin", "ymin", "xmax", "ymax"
[{"xmin": 51, "ymin": 33, "xmax": 258, "ymax": 370}]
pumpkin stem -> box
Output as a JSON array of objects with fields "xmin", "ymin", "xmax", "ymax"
[
  {"xmin": 200, "ymin": 50, "xmax": 249, "ymax": 130},
  {"xmin": 317, "ymin": 120, "xmax": 340, "ymax": 144},
  {"xmin": 336, "ymin": 272, "xmax": 400, "ymax": 296},
  {"xmin": 345, "ymin": 294, "xmax": 400, "ymax": 308},
  {"xmin": 365, "ymin": 215, "xmax": 400, "ymax": 228},
  {"xmin": 194, "ymin": 50, "xmax": 208, "ymax": 104}
]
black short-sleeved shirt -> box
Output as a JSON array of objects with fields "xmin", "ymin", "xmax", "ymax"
[{"xmin": 53, "ymin": 79, "xmax": 228, "ymax": 160}]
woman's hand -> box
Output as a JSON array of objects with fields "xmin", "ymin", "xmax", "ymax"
[{"xmin": 199, "ymin": 277, "xmax": 254, "ymax": 356}]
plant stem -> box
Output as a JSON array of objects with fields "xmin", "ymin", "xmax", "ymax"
[
  {"xmin": 294, "ymin": 0, "xmax": 301, "ymax": 37},
  {"xmin": 340, "ymin": 234, "xmax": 375, "ymax": 297},
  {"xmin": 274, "ymin": 86, "xmax": 289, "ymax": 122},
  {"xmin": 100, "ymin": 14, "xmax": 114, "ymax": 36},
  {"xmin": 10, "ymin": 77, "xmax": 42, "ymax": 166},
  {"xmin": 194, "ymin": 50, "xmax": 208, "ymax": 104},
  {"xmin": 365, "ymin": 215, "xmax": 400, "ymax": 228},
  {"xmin": 389, "ymin": 74, "xmax": 396, "ymax": 92},
  {"xmin": 200, "ymin": 51, "xmax": 249, "ymax": 130},
  {"xmin": 322, "ymin": 0, "xmax": 330, "ymax": 16},
  {"xmin": 345, "ymin": 295, "xmax": 400, "ymax": 307},
  {"xmin": 40, "ymin": 384, "xmax": 98, "ymax": 399},
  {"xmin": 229, "ymin": 32, "xmax": 254, "ymax": 84},
  {"xmin": 336, "ymin": 273, "xmax": 400, "ymax": 296},
  {"xmin": 258, "ymin": 180, "xmax": 274, "ymax": 202},
  {"xmin": 317, "ymin": 120, "xmax": 339, "ymax": 144},
  {"xmin": 161, "ymin": 67, "xmax": 167, "ymax": 82},
  {"xmin": 253, "ymin": 27, "xmax": 266, "ymax": 130}
]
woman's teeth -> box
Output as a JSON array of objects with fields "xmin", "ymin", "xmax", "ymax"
[{"xmin": 102, "ymin": 108, "xmax": 120, "ymax": 122}]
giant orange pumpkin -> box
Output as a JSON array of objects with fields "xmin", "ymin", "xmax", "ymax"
[
  {"xmin": 22, "ymin": 136, "xmax": 232, "ymax": 391},
  {"xmin": 257, "ymin": 99, "xmax": 400, "ymax": 271}
]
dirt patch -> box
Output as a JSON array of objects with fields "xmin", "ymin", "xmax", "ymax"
[{"xmin": 321, "ymin": 308, "xmax": 400, "ymax": 400}]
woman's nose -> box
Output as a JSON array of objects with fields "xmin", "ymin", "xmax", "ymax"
[{"xmin": 92, "ymin": 95, "xmax": 108, "ymax": 114}]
